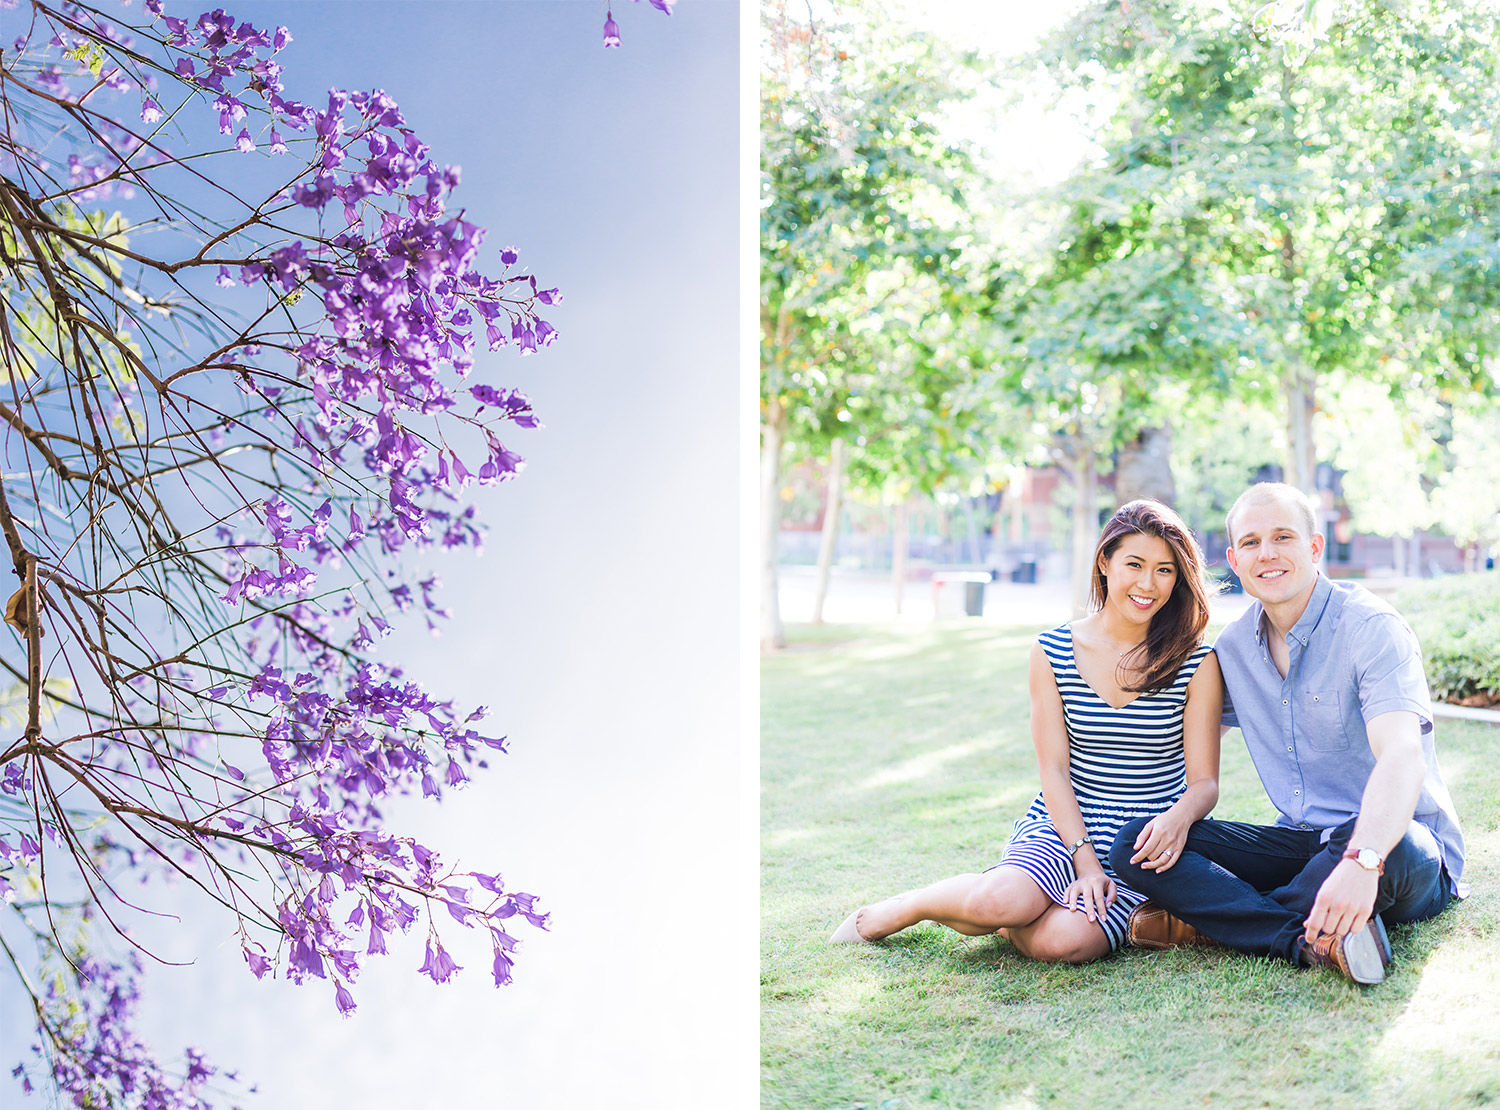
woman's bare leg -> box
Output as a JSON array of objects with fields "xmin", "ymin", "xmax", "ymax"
[
  {"xmin": 1003, "ymin": 903, "xmax": 1111, "ymax": 964},
  {"xmin": 834, "ymin": 865, "xmax": 1052, "ymax": 942}
]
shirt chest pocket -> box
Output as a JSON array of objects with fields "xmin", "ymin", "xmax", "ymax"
[{"xmin": 1298, "ymin": 690, "xmax": 1350, "ymax": 751}]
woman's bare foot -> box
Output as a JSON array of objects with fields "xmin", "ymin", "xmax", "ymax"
[
  {"xmin": 830, "ymin": 896, "xmax": 906, "ymax": 943},
  {"xmin": 829, "ymin": 906, "xmax": 872, "ymax": 943}
]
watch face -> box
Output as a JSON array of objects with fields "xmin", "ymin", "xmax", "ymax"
[{"xmin": 1357, "ymin": 848, "xmax": 1381, "ymax": 869}]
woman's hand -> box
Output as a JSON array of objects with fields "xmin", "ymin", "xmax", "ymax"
[
  {"xmin": 1128, "ymin": 810, "xmax": 1192, "ymax": 872},
  {"xmin": 1061, "ymin": 870, "xmax": 1117, "ymax": 923}
]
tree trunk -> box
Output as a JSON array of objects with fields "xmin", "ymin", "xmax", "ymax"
[
  {"xmin": 1115, "ymin": 424, "xmax": 1175, "ymax": 505},
  {"xmin": 891, "ymin": 499, "xmax": 909, "ymax": 615},
  {"xmin": 1071, "ymin": 444, "xmax": 1098, "ymax": 618},
  {"xmin": 760, "ymin": 402, "xmax": 787, "ymax": 651},
  {"xmin": 1277, "ymin": 65, "xmax": 1319, "ymax": 498},
  {"xmin": 988, "ymin": 491, "xmax": 1007, "ymax": 562},
  {"xmin": 963, "ymin": 496, "xmax": 982, "ymax": 565},
  {"xmin": 1284, "ymin": 365, "xmax": 1318, "ymax": 495},
  {"xmin": 810, "ymin": 436, "xmax": 845, "ymax": 624}
]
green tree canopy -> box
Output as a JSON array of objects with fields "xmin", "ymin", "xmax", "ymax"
[{"xmin": 1022, "ymin": 0, "xmax": 1500, "ymax": 493}]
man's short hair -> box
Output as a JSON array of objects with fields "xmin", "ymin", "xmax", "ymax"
[{"xmin": 1226, "ymin": 482, "xmax": 1318, "ymax": 546}]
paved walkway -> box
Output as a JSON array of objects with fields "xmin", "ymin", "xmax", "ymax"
[{"xmin": 774, "ymin": 565, "xmax": 1258, "ymax": 628}]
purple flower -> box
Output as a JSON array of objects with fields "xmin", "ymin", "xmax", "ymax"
[
  {"xmin": 242, "ymin": 946, "xmax": 271, "ymax": 979},
  {"xmin": 288, "ymin": 937, "xmax": 326, "ymax": 980},
  {"xmin": 649, "ymin": 0, "xmax": 675, "ymax": 12},
  {"xmin": 491, "ymin": 947, "xmax": 513, "ymax": 987},
  {"xmin": 603, "ymin": 11, "xmax": 621, "ymax": 47},
  {"xmin": 140, "ymin": 97, "xmax": 161, "ymax": 124},
  {"xmin": 214, "ymin": 93, "xmax": 247, "ymax": 133},
  {"xmin": 499, "ymin": 246, "xmax": 519, "ymax": 265},
  {"xmin": 470, "ymin": 383, "xmax": 505, "ymax": 408},
  {"xmin": 236, "ymin": 128, "xmax": 256, "ymax": 152},
  {"xmin": 268, "ymin": 129, "xmax": 288, "ymax": 154},
  {"xmin": 264, "ymin": 496, "xmax": 293, "ymax": 539},
  {"xmin": 216, "ymin": 266, "xmax": 234, "ymax": 288},
  {"xmin": 334, "ymin": 979, "xmax": 356, "ymax": 1016},
  {"xmin": 418, "ymin": 938, "xmax": 461, "ymax": 984},
  {"xmin": 293, "ymin": 174, "xmax": 336, "ymax": 208}
]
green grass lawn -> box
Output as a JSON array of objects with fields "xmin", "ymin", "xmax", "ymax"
[{"xmin": 762, "ymin": 621, "xmax": 1500, "ymax": 1110}]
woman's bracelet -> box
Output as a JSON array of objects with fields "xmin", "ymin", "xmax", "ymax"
[{"xmin": 1067, "ymin": 835, "xmax": 1093, "ymax": 857}]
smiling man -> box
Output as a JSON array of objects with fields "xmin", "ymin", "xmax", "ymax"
[{"xmin": 1110, "ymin": 482, "xmax": 1467, "ymax": 984}]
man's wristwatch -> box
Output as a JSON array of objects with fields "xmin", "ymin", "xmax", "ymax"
[{"xmin": 1342, "ymin": 847, "xmax": 1386, "ymax": 875}]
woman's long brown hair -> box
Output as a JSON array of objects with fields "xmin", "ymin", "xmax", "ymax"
[{"xmin": 1088, "ymin": 499, "xmax": 1213, "ymax": 694}]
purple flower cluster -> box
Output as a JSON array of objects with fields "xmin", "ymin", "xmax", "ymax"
[
  {"xmin": 3, "ymin": 2, "xmax": 559, "ymax": 1105},
  {"xmin": 11, "ymin": 949, "xmax": 226, "ymax": 1108}
]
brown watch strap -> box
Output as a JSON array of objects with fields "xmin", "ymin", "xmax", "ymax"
[{"xmin": 1341, "ymin": 847, "xmax": 1386, "ymax": 875}]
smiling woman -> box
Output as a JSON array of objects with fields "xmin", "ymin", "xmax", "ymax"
[{"xmin": 829, "ymin": 500, "xmax": 1221, "ymax": 962}]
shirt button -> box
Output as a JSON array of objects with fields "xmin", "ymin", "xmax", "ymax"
[
  {"xmin": 1299, "ymin": 823, "xmax": 1310, "ymax": 830},
  {"xmin": 1287, "ymin": 746, "xmax": 1293, "ymax": 752},
  {"xmin": 1282, "ymin": 700, "xmax": 1288, "ymax": 706},
  {"xmin": 1294, "ymin": 790, "xmax": 1301, "ymax": 795}
]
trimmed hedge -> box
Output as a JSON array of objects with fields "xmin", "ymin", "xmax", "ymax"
[{"xmin": 1392, "ymin": 571, "xmax": 1500, "ymax": 705}]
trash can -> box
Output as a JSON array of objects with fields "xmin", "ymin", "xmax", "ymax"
[
  {"xmin": 964, "ymin": 580, "xmax": 985, "ymax": 617},
  {"xmin": 1011, "ymin": 559, "xmax": 1037, "ymax": 584}
]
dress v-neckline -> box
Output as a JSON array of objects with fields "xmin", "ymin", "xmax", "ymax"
[{"xmin": 1066, "ymin": 624, "xmax": 1143, "ymax": 712}]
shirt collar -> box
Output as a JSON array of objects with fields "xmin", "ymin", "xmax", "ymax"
[{"xmin": 1253, "ymin": 572, "xmax": 1334, "ymax": 647}]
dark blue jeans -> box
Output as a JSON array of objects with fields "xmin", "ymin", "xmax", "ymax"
[{"xmin": 1110, "ymin": 815, "xmax": 1451, "ymax": 965}]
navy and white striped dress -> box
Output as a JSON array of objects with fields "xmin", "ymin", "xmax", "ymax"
[{"xmin": 989, "ymin": 624, "xmax": 1214, "ymax": 950}]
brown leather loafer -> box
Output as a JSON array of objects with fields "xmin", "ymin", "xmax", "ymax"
[
  {"xmin": 1299, "ymin": 917, "xmax": 1391, "ymax": 985},
  {"xmin": 1125, "ymin": 901, "xmax": 1219, "ymax": 950}
]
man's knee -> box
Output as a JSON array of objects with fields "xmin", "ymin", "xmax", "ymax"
[
  {"xmin": 1109, "ymin": 817, "xmax": 1152, "ymax": 877},
  {"xmin": 1383, "ymin": 824, "xmax": 1442, "ymax": 875},
  {"xmin": 1379, "ymin": 823, "xmax": 1449, "ymax": 922}
]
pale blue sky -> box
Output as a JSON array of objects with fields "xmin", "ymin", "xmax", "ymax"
[{"xmin": 3, "ymin": 1, "xmax": 746, "ymax": 1107}]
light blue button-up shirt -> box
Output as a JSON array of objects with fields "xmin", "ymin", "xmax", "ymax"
[{"xmin": 1216, "ymin": 573, "xmax": 1466, "ymax": 893}]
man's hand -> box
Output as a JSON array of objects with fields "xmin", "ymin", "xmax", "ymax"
[{"xmin": 1304, "ymin": 859, "xmax": 1380, "ymax": 944}]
